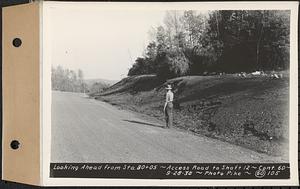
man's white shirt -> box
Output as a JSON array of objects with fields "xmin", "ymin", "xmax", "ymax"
[{"xmin": 166, "ymin": 91, "xmax": 174, "ymax": 102}]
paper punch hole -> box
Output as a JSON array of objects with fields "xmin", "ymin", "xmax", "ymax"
[
  {"xmin": 10, "ymin": 140, "xmax": 20, "ymax": 150},
  {"xmin": 12, "ymin": 38, "xmax": 22, "ymax": 47}
]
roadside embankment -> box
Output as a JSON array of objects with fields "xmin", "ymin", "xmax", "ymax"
[{"xmin": 91, "ymin": 73, "xmax": 289, "ymax": 160}]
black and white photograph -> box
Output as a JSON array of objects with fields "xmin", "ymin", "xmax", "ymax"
[{"xmin": 44, "ymin": 1, "xmax": 298, "ymax": 183}]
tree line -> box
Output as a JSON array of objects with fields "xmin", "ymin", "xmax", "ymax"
[
  {"xmin": 128, "ymin": 10, "xmax": 290, "ymax": 79},
  {"xmin": 52, "ymin": 65, "xmax": 88, "ymax": 93}
]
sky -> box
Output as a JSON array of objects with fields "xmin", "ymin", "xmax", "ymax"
[{"xmin": 48, "ymin": 5, "xmax": 166, "ymax": 81}]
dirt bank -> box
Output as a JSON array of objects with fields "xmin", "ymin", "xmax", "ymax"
[{"xmin": 92, "ymin": 74, "xmax": 289, "ymax": 160}]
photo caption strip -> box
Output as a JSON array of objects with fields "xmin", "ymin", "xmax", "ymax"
[{"xmin": 50, "ymin": 163, "xmax": 289, "ymax": 179}]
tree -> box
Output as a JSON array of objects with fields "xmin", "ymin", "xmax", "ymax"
[
  {"xmin": 206, "ymin": 10, "xmax": 290, "ymax": 72},
  {"xmin": 51, "ymin": 66, "xmax": 88, "ymax": 93},
  {"xmin": 78, "ymin": 69, "xmax": 85, "ymax": 92},
  {"xmin": 182, "ymin": 11, "xmax": 206, "ymax": 48},
  {"xmin": 128, "ymin": 57, "xmax": 152, "ymax": 76},
  {"xmin": 128, "ymin": 10, "xmax": 290, "ymax": 77}
]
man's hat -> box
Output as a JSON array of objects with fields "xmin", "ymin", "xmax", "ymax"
[{"xmin": 165, "ymin": 84, "xmax": 172, "ymax": 90}]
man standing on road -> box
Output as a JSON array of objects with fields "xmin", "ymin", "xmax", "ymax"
[{"xmin": 164, "ymin": 84, "xmax": 174, "ymax": 128}]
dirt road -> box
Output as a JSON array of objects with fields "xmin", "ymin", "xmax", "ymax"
[{"xmin": 51, "ymin": 91, "xmax": 284, "ymax": 163}]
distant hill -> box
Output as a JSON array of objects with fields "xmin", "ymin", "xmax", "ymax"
[{"xmin": 85, "ymin": 78, "xmax": 118, "ymax": 95}]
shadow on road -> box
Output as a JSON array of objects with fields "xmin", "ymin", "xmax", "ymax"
[{"xmin": 123, "ymin": 119, "xmax": 165, "ymax": 128}]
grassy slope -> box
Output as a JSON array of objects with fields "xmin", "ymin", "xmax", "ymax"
[{"xmin": 92, "ymin": 74, "xmax": 289, "ymax": 159}]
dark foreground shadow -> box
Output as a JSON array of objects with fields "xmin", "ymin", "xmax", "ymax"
[{"xmin": 123, "ymin": 119, "xmax": 164, "ymax": 128}]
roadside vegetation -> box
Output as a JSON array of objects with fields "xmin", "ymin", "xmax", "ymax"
[
  {"xmin": 52, "ymin": 66, "xmax": 88, "ymax": 92},
  {"xmin": 128, "ymin": 10, "xmax": 289, "ymax": 79}
]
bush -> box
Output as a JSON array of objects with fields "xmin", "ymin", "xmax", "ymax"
[
  {"xmin": 156, "ymin": 50, "xmax": 190, "ymax": 79},
  {"xmin": 128, "ymin": 57, "xmax": 156, "ymax": 76}
]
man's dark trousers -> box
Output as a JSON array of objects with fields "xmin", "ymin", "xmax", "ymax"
[{"xmin": 165, "ymin": 102, "xmax": 173, "ymax": 128}]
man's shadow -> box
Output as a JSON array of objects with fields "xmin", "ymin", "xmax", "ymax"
[{"xmin": 123, "ymin": 119, "xmax": 164, "ymax": 128}]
